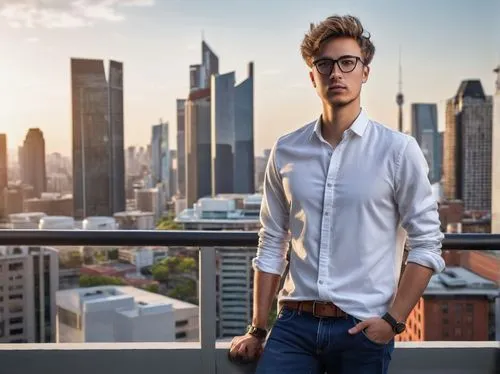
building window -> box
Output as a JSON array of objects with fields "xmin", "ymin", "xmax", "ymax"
[
  {"xmin": 8, "ymin": 263, "xmax": 23, "ymax": 272},
  {"xmin": 175, "ymin": 320, "xmax": 189, "ymax": 327},
  {"xmin": 466, "ymin": 304, "xmax": 473, "ymax": 313},
  {"xmin": 443, "ymin": 318, "xmax": 449, "ymax": 325},
  {"xmin": 9, "ymin": 317, "xmax": 23, "ymax": 325},
  {"xmin": 10, "ymin": 328, "xmax": 23, "ymax": 336},
  {"xmin": 454, "ymin": 327, "xmax": 462, "ymax": 337},
  {"xmin": 175, "ymin": 332, "xmax": 187, "ymax": 339},
  {"xmin": 8, "ymin": 294, "xmax": 23, "ymax": 301},
  {"xmin": 441, "ymin": 303, "xmax": 448, "ymax": 314},
  {"xmin": 8, "ymin": 305, "xmax": 22, "ymax": 314}
]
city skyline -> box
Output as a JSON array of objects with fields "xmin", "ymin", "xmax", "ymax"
[{"xmin": 0, "ymin": 0, "xmax": 499, "ymax": 156}]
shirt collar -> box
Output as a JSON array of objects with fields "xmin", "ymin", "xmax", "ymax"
[{"xmin": 311, "ymin": 108, "xmax": 370, "ymax": 142}]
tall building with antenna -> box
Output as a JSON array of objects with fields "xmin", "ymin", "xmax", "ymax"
[
  {"xmin": 396, "ymin": 48, "xmax": 404, "ymax": 132},
  {"xmin": 491, "ymin": 65, "xmax": 500, "ymax": 232}
]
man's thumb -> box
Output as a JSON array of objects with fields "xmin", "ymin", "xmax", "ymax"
[{"xmin": 348, "ymin": 321, "xmax": 367, "ymax": 335}]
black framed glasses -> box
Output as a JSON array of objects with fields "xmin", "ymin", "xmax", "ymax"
[{"xmin": 313, "ymin": 55, "xmax": 364, "ymax": 75}]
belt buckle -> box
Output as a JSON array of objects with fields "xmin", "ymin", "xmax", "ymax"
[{"xmin": 312, "ymin": 301, "xmax": 329, "ymax": 318}]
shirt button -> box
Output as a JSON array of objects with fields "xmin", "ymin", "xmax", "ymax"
[
  {"xmin": 327, "ymin": 183, "xmax": 332, "ymax": 187},
  {"xmin": 319, "ymin": 280, "xmax": 324, "ymax": 285},
  {"xmin": 324, "ymin": 212, "xmax": 329, "ymax": 216}
]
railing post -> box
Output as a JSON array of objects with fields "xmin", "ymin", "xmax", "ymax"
[{"xmin": 199, "ymin": 246, "xmax": 217, "ymax": 374}]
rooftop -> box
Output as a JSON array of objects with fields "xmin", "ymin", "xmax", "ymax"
[
  {"xmin": 426, "ymin": 266, "xmax": 499, "ymax": 296},
  {"xmin": 56, "ymin": 286, "xmax": 197, "ymax": 313},
  {"xmin": 176, "ymin": 194, "xmax": 261, "ymax": 224}
]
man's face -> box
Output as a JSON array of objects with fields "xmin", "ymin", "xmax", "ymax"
[{"xmin": 309, "ymin": 37, "xmax": 370, "ymax": 107}]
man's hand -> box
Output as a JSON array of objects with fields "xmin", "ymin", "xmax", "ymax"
[
  {"xmin": 348, "ymin": 317, "xmax": 395, "ymax": 344},
  {"xmin": 228, "ymin": 333, "xmax": 264, "ymax": 364}
]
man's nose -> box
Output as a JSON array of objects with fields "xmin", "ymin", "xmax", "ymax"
[{"xmin": 330, "ymin": 62, "xmax": 343, "ymax": 79}]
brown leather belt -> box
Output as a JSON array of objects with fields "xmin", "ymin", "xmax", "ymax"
[{"xmin": 282, "ymin": 300, "xmax": 348, "ymax": 319}]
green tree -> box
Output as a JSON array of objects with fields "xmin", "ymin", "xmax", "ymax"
[
  {"xmin": 108, "ymin": 249, "xmax": 119, "ymax": 260},
  {"xmin": 94, "ymin": 251, "xmax": 107, "ymax": 263},
  {"xmin": 167, "ymin": 278, "xmax": 197, "ymax": 304},
  {"xmin": 60, "ymin": 251, "xmax": 83, "ymax": 269},
  {"xmin": 156, "ymin": 214, "xmax": 181, "ymax": 230},
  {"xmin": 79, "ymin": 275, "xmax": 126, "ymax": 287},
  {"xmin": 152, "ymin": 263, "xmax": 170, "ymax": 282},
  {"xmin": 178, "ymin": 257, "xmax": 196, "ymax": 273},
  {"xmin": 144, "ymin": 283, "xmax": 160, "ymax": 294}
]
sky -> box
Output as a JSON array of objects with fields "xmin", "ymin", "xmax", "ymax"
[{"xmin": 0, "ymin": 0, "xmax": 499, "ymax": 158}]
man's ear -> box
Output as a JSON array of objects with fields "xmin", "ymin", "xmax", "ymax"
[
  {"xmin": 309, "ymin": 71, "xmax": 316, "ymax": 87},
  {"xmin": 362, "ymin": 65, "xmax": 370, "ymax": 83}
]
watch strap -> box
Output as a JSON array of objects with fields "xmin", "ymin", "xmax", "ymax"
[
  {"xmin": 382, "ymin": 312, "xmax": 397, "ymax": 328},
  {"xmin": 247, "ymin": 325, "xmax": 267, "ymax": 340},
  {"xmin": 382, "ymin": 312, "xmax": 405, "ymax": 334}
]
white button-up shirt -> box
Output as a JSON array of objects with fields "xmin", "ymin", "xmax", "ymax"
[{"xmin": 253, "ymin": 109, "xmax": 445, "ymax": 320}]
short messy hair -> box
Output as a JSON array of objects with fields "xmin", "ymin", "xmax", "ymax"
[{"xmin": 300, "ymin": 15, "xmax": 375, "ymax": 67}]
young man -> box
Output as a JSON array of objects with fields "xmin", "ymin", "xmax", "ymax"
[{"xmin": 229, "ymin": 14, "xmax": 445, "ymax": 374}]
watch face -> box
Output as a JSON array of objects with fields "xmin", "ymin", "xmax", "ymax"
[{"xmin": 395, "ymin": 323, "xmax": 406, "ymax": 334}]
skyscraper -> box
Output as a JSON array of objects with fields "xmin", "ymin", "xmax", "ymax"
[
  {"xmin": 185, "ymin": 89, "xmax": 211, "ymax": 207},
  {"xmin": 161, "ymin": 121, "xmax": 170, "ymax": 199},
  {"xmin": 234, "ymin": 62, "xmax": 255, "ymax": 193},
  {"xmin": 108, "ymin": 60, "xmax": 126, "ymax": 216},
  {"xmin": 202, "ymin": 40, "xmax": 219, "ymax": 89},
  {"xmin": 491, "ymin": 66, "xmax": 500, "ymax": 232},
  {"xmin": 0, "ymin": 134, "xmax": 7, "ymax": 191},
  {"xmin": 176, "ymin": 99, "xmax": 186, "ymax": 197},
  {"xmin": 71, "ymin": 58, "xmax": 125, "ymax": 219},
  {"xmin": 169, "ymin": 149, "xmax": 177, "ymax": 199},
  {"xmin": 211, "ymin": 62, "xmax": 255, "ymax": 195},
  {"xmin": 437, "ymin": 131, "xmax": 444, "ymax": 183},
  {"xmin": 189, "ymin": 65, "xmax": 202, "ymax": 91},
  {"xmin": 150, "ymin": 121, "xmax": 170, "ymax": 201},
  {"xmin": 443, "ymin": 80, "xmax": 492, "ymax": 212},
  {"xmin": 211, "ymin": 72, "xmax": 235, "ymax": 194},
  {"xmin": 0, "ymin": 134, "xmax": 7, "ymax": 219},
  {"xmin": 185, "ymin": 41, "xmax": 219, "ymax": 207},
  {"xmin": 21, "ymin": 128, "xmax": 46, "ymax": 198},
  {"xmin": 151, "ymin": 124, "xmax": 163, "ymax": 185},
  {"xmin": 411, "ymin": 103, "xmax": 440, "ymax": 183}
]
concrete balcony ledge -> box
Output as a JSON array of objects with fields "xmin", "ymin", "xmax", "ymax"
[{"xmin": 0, "ymin": 341, "xmax": 498, "ymax": 374}]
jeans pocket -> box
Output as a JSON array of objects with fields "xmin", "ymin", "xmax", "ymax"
[
  {"xmin": 360, "ymin": 329, "xmax": 386, "ymax": 347},
  {"xmin": 350, "ymin": 315, "xmax": 386, "ymax": 347},
  {"xmin": 276, "ymin": 306, "xmax": 296, "ymax": 322}
]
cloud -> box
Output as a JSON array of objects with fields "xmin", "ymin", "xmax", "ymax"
[{"xmin": 0, "ymin": 0, "xmax": 155, "ymax": 29}]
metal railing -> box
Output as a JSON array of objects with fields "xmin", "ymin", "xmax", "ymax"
[
  {"xmin": 0, "ymin": 230, "xmax": 499, "ymax": 248},
  {"xmin": 0, "ymin": 230, "xmax": 498, "ymax": 374}
]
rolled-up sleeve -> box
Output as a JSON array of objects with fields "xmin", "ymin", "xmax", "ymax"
[
  {"xmin": 252, "ymin": 142, "xmax": 291, "ymax": 276},
  {"xmin": 395, "ymin": 137, "xmax": 445, "ymax": 273}
]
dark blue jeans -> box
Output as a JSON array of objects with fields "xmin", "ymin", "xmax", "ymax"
[{"xmin": 255, "ymin": 306, "xmax": 395, "ymax": 374}]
